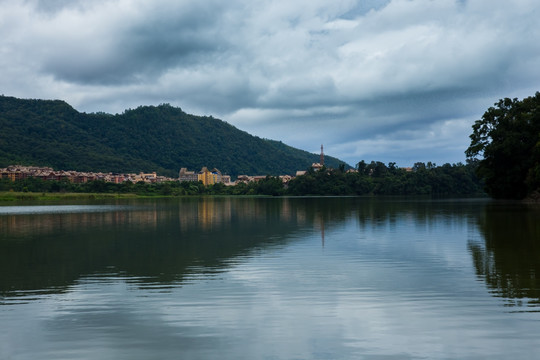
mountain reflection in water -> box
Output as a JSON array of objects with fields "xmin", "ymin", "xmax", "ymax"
[
  {"xmin": 2, "ymin": 197, "xmax": 539, "ymax": 309},
  {"xmin": 2, "ymin": 197, "xmax": 540, "ymax": 360},
  {"xmin": 0, "ymin": 197, "xmax": 351, "ymax": 298}
]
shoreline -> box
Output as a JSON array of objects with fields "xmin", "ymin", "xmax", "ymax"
[
  {"xmin": 0, "ymin": 191, "xmax": 146, "ymax": 202},
  {"xmin": 0, "ymin": 191, "xmax": 491, "ymax": 203}
]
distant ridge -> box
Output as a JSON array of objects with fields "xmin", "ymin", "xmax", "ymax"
[{"xmin": 0, "ymin": 95, "xmax": 346, "ymax": 177}]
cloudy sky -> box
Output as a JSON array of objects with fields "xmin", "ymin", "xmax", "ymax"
[{"xmin": 1, "ymin": 0, "xmax": 540, "ymax": 166}]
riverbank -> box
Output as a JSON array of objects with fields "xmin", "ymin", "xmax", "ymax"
[{"xmin": 0, "ymin": 191, "xmax": 142, "ymax": 201}]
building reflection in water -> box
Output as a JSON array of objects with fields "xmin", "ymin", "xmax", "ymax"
[
  {"xmin": 1, "ymin": 197, "xmax": 347, "ymax": 298},
  {"xmin": 6, "ymin": 197, "xmax": 537, "ymax": 309}
]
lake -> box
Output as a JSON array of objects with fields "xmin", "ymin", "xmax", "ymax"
[{"xmin": 1, "ymin": 196, "xmax": 539, "ymax": 359}]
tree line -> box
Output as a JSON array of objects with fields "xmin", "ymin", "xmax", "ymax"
[
  {"xmin": 0, "ymin": 161, "xmax": 483, "ymax": 197},
  {"xmin": 286, "ymin": 161, "xmax": 482, "ymax": 196}
]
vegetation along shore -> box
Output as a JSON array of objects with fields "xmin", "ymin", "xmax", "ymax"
[{"xmin": 0, "ymin": 161, "xmax": 484, "ymax": 198}]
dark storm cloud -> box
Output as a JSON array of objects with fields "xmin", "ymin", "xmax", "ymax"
[
  {"xmin": 26, "ymin": 0, "xmax": 89, "ymax": 14},
  {"xmin": 36, "ymin": 2, "xmax": 228, "ymax": 85},
  {"xmin": 2, "ymin": 0, "xmax": 540, "ymax": 166}
]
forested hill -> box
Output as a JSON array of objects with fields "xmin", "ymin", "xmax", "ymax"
[{"xmin": 0, "ymin": 96, "xmax": 345, "ymax": 177}]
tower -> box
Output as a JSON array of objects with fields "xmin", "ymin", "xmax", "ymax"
[{"xmin": 320, "ymin": 144, "xmax": 324, "ymax": 166}]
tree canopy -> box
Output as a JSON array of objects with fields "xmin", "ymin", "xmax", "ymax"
[
  {"xmin": 466, "ymin": 92, "xmax": 540, "ymax": 199},
  {"xmin": 286, "ymin": 161, "xmax": 482, "ymax": 196}
]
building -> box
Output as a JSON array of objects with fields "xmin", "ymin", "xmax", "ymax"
[
  {"xmin": 210, "ymin": 168, "xmax": 222, "ymax": 184},
  {"xmin": 179, "ymin": 168, "xmax": 198, "ymax": 182},
  {"xmin": 221, "ymin": 174, "xmax": 232, "ymax": 185},
  {"xmin": 0, "ymin": 165, "xmax": 175, "ymax": 184},
  {"xmin": 198, "ymin": 167, "xmax": 223, "ymax": 186},
  {"xmin": 311, "ymin": 162, "xmax": 324, "ymax": 171},
  {"xmin": 309, "ymin": 144, "xmax": 325, "ymax": 171},
  {"xmin": 179, "ymin": 167, "xmax": 230, "ymax": 185}
]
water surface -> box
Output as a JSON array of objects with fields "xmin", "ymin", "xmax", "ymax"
[{"xmin": 1, "ymin": 197, "xmax": 539, "ymax": 359}]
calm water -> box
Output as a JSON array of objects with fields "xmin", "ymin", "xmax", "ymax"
[{"xmin": 1, "ymin": 196, "xmax": 539, "ymax": 359}]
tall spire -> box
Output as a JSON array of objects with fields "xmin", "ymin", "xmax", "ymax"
[{"xmin": 320, "ymin": 144, "xmax": 324, "ymax": 166}]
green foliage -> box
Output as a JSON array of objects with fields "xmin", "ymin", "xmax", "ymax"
[
  {"xmin": 0, "ymin": 160, "xmax": 482, "ymax": 197},
  {"xmin": 286, "ymin": 161, "xmax": 482, "ymax": 196},
  {"xmin": 466, "ymin": 92, "xmax": 540, "ymax": 199},
  {"xmin": 0, "ymin": 178, "xmax": 198, "ymax": 196},
  {"xmin": 252, "ymin": 176, "xmax": 285, "ymax": 196},
  {"xmin": 0, "ymin": 96, "xmax": 344, "ymax": 177}
]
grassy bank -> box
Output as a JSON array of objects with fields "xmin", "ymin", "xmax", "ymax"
[{"xmin": 0, "ymin": 191, "xmax": 142, "ymax": 201}]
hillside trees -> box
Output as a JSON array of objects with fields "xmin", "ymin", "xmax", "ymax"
[
  {"xmin": 466, "ymin": 92, "xmax": 540, "ymax": 199},
  {"xmin": 0, "ymin": 96, "xmax": 345, "ymax": 177}
]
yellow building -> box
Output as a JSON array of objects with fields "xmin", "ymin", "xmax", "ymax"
[{"xmin": 198, "ymin": 167, "xmax": 217, "ymax": 185}]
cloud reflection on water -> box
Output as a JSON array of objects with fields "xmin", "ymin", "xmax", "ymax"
[{"xmin": 2, "ymin": 197, "xmax": 540, "ymax": 359}]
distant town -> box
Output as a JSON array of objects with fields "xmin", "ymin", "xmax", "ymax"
[
  {"xmin": 0, "ymin": 163, "xmax": 326, "ymax": 186},
  {"xmin": 0, "ymin": 154, "xmax": 485, "ymax": 198},
  {"xmin": 1, "ymin": 146, "xmax": 336, "ymax": 186}
]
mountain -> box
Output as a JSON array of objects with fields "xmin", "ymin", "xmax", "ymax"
[{"xmin": 0, "ymin": 95, "xmax": 346, "ymax": 177}]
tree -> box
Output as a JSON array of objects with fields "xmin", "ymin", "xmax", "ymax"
[
  {"xmin": 357, "ymin": 160, "xmax": 367, "ymax": 175},
  {"xmin": 254, "ymin": 176, "xmax": 284, "ymax": 196},
  {"xmin": 366, "ymin": 161, "xmax": 388, "ymax": 178},
  {"xmin": 465, "ymin": 92, "xmax": 540, "ymax": 199}
]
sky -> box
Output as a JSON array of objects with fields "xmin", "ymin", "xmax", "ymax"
[{"xmin": 1, "ymin": 0, "xmax": 540, "ymax": 167}]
